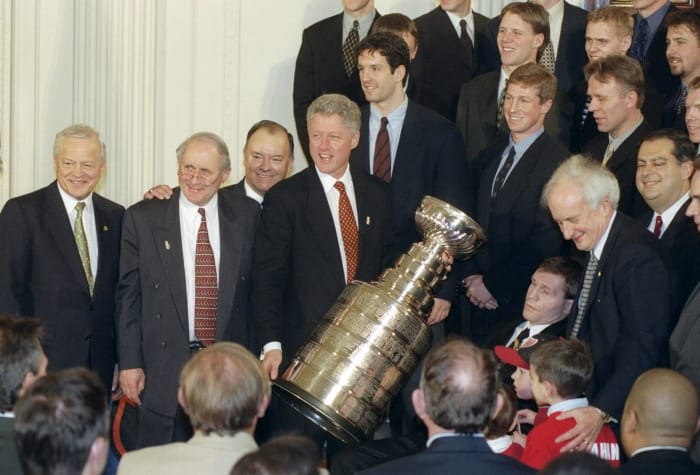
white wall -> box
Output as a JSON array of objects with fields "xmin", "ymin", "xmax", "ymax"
[{"xmin": 2, "ymin": 0, "xmax": 586, "ymax": 207}]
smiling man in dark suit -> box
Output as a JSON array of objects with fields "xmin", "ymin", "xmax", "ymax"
[
  {"xmin": 0, "ymin": 124, "xmax": 123, "ymax": 394},
  {"xmin": 412, "ymin": 0, "xmax": 488, "ymax": 122},
  {"xmin": 635, "ymin": 129, "xmax": 700, "ymax": 324},
  {"xmin": 293, "ymin": 0, "xmax": 380, "ymax": 164},
  {"xmin": 543, "ymin": 154, "xmax": 670, "ymax": 453},
  {"xmin": 463, "ymin": 63, "xmax": 566, "ymax": 346},
  {"xmin": 117, "ymin": 132, "xmax": 259, "ymax": 448}
]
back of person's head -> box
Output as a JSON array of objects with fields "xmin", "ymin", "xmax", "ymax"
[
  {"xmin": 179, "ymin": 342, "xmax": 270, "ymax": 435},
  {"xmin": 420, "ymin": 338, "xmax": 499, "ymax": 434},
  {"xmin": 621, "ymin": 368, "xmax": 700, "ymax": 455},
  {"xmin": 485, "ymin": 385, "xmax": 517, "ymax": 439},
  {"xmin": 501, "ymin": 2, "xmax": 550, "ymax": 61},
  {"xmin": 539, "ymin": 452, "xmax": 619, "ymax": 475},
  {"xmin": 0, "ymin": 315, "xmax": 45, "ymax": 411},
  {"xmin": 508, "ymin": 62, "xmax": 558, "ymax": 104},
  {"xmin": 13, "ymin": 367, "xmax": 109, "ymax": 475},
  {"xmin": 584, "ymin": 54, "xmax": 645, "ymax": 108},
  {"xmin": 535, "ymin": 257, "xmax": 583, "ymax": 300},
  {"xmin": 230, "ymin": 435, "xmax": 319, "ymax": 475},
  {"xmin": 370, "ymin": 13, "xmax": 418, "ymax": 49},
  {"xmin": 529, "ymin": 340, "xmax": 593, "ymax": 399}
]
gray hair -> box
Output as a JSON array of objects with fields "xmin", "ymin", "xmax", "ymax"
[
  {"xmin": 176, "ymin": 132, "xmax": 231, "ymax": 172},
  {"xmin": 53, "ymin": 124, "xmax": 106, "ymax": 161},
  {"xmin": 306, "ymin": 94, "xmax": 361, "ymax": 135},
  {"xmin": 542, "ymin": 155, "xmax": 620, "ymax": 210}
]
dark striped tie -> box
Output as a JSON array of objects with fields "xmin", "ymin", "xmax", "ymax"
[{"xmin": 373, "ymin": 117, "xmax": 391, "ymax": 182}]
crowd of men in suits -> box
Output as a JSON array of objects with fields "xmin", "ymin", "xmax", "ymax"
[{"xmin": 2, "ymin": 0, "xmax": 700, "ymax": 473}]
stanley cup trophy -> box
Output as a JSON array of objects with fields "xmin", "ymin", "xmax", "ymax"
[{"xmin": 274, "ymin": 196, "xmax": 486, "ymax": 444}]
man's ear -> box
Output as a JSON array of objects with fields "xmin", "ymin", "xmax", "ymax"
[
  {"xmin": 491, "ymin": 391, "xmax": 505, "ymax": 419},
  {"xmin": 85, "ymin": 436, "xmax": 109, "ymax": 475},
  {"xmin": 177, "ymin": 386, "xmax": 185, "ymax": 410},
  {"xmin": 412, "ymin": 388, "xmax": 427, "ymax": 420},
  {"xmin": 257, "ymin": 394, "xmax": 270, "ymax": 418}
]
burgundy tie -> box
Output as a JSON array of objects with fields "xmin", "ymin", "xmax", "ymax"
[
  {"xmin": 195, "ymin": 208, "xmax": 218, "ymax": 345},
  {"xmin": 653, "ymin": 215, "xmax": 663, "ymax": 238},
  {"xmin": 334, "ymin": 182, "xmax": 359, "ymax": 283},
  {"xmin": 373, "ymin": 117, "xmax": 391, "ymax": 183}
]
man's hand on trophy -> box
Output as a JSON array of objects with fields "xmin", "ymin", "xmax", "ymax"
[
  {"xmin": 440, "ymin": 251, "xmax": 453, "ymax": 277},
  {"xmin": 463, "ymin": 274, "xmax": 498, "ymax": 310},
  {"xmin": 261, "ymin": 349, "xmax": 283, "ymax": 380},
  {"xmin": 427, "ymin": 297, "xmax": 451, "ymax": 324}
]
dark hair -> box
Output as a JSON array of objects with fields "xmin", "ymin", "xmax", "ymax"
[
  {"xmin": 371, "ymin": 13, "xmax": 418, "ymax": 47},
  {"xmin": 666, "ymin": 9, "xmax": 700, "ymax": 44},
  {"xmin": 230, "ymin": 435, "xmax": 319, "ymax": 475},
  {"xmin": 529, "ymin": 340, "xmax": 593, "ymax": 399},
  {"xmin": 508, "ymin": 62, "xmax": 558, "ymax": 103},
  {"xmin": 13, "ymin": 368, "xmax": 109, "ymax": 475},
  {"xmin": 357, "ymin": 32, "xmax": 411, "ymax": 85},
  {"xmin": 0, "ymin": 315, "xmax": 43, "ymax": 411},
  {"xmin": 642, "ymin": 129, "xmax": 697, "ymax": 164},
  {"xmin": 421, "ymin": 338, "xmax": 499, "ymax": 434},
  {"xmin": 540, "ymin": 452, "xmax": 619, "ymax": 475},
  {"xmin": 584, "ymin": 54, "xmax": 645, "ymax": 108},
  {"xmin": 536, "ymin": 257, "xmax": 584, "ymax": 300},
  {"xmin": 245, "ymin": 120, "xmax": 294, "ymax": 156},
  {"xmin": 501, "ymin": 2, "xmax": 550, "ymax": 61}
]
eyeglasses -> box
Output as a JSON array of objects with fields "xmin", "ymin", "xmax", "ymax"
[{"xmin": 178, "ymin": 165, "xmax": 220, "ymax": 184}]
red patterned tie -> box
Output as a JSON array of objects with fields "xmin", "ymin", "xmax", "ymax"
[
  {"xmin": 334, "ymin": 181, "xmax": 359, "ymax": 283},
  {"xmin": 195, "ymin": 208, "xmax": 217, "ymax": 345},
  {"xmin": 653, "ymin": 215, "xmax": 663, "ymax": 238},
  {"xmin": 373, "ymin": 117, "xmax": 391, "ymax": 183}
]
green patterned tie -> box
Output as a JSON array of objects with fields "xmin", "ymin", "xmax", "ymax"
[{"xmin": 74, "ymin": 202, "xmax": 94, "ymax": 295}]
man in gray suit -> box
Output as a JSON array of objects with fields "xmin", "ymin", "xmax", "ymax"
[
  {"xmin": 118, "ymin": 342, "xmax": 269, "ymax": 475},
  {"xmin": 117, "ymin": 132, "xmax": 259, "ymax": 448},
  {"xmin": 670, "ymin": 155, "xmax": 700, "ymax": 463}
]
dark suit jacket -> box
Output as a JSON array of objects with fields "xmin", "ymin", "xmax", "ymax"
[
  {"xmin": 477, "ymin": 2, "xmax": 587, "ymax": 97},
  {"xmin": 456, "ymin": 71, "xmax": 570, "ymax": 164},
  {"xmin": 638, "ymin": 199, "xmax": 700, "ymax": 325},
  {"xmin": 465, "ymin": 133, "xmax": 566, "ymax": 340},
  {"xmin": 634, "ymin": 5, "xmax": 680, "ymax": 107},
  {"xmin": 569, "ymin": 212, "xmax": 670, "ymax": 419},
  {"xmin": 223, "ymin": 178, "xmax": 246, "ymax": 197},
  {"xmin": 664, "ymin": 84, "xmax": 689, "ymax": 132},
  {"xmin": 0, "ymin": 181, "xmax": 123, "ymax": 390},
  {"xmin": 621, "ymin": 449, "xmax": 700, "ymax": 475},
  {"xmin": 351, "ymin": 101, "xmax": 471, "ymax": 301},
  {"xmin": 252, "ymin": 166, "xmax": 392, "ymax": 366},
  {"xmin": 293, "ymin": 11, "xmax": 380, "ymax": 163},
  {"xmin": 582, "ymin": 121, "xmax": 652, "ymax": 217},
  {"xmin": 412, "ymin": 7, "xmax": 488, "ymax": 122},
  {"xmin": 117, "ymin": 189, "xmax": 259, "ymax": 420},
  {"xmin": 670, "ymin": 283, "xmax": 700, "ymax": 462},
  {"xmin": 357, "ymin": 435, "xmax": 534, "ymax": 475},
  {"xmin": 0, "ymin": 416, "xmax": 21, "ymax": 475}
]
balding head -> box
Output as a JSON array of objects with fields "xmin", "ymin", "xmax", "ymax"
[{"xmin": 621, "ymin": 369, "xmax": 700, "ymax": 457}]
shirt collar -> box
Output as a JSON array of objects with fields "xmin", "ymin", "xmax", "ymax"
[
  {"xmin": 511, "ymin": 127, "xmax": 544, "ymax": 153},
  {"xmin": 426, "ymin": 431, "xmax": 484, "ymax": 448},
  {"xmin": 316, "ymin": 163, "xmax": 353, "ymax": 195},
  {"xmin": 444, "ymin": 8, "xmax": 474, "ymax": 39},
  {"xmin": 592, "ymin": 211, "xmax": 617, "ymax": 260},
  {"xmin": 548, "ymin": 397, "xmax": 589, "ymax": 416},
  {"xmin": 179, "ymin": 189, "xmax": 219, "ymax": 217},
  {"xmin": 655, "ymin": 192, "xmax": 690, "ymax": 234},
  {"xmin": 343, "ymin": 9, "xmax": 375, "ymax": 40},
  {"xmin": 57, "ymin": 182, "xmax": 94, "ymax": 215},
  {"xmin": 609, "ymin": 116, "xmax": 643, "ymax": 146},
  {"xmin": 243, "ymin": 180, "xmax": 264, "ymax": 204},
  {"xmin": 631, "ymin": 446, "xmax": 688, "ymax": 457},
  {"xmin": 370, "ymin": 95, "xmax": 408, "ymax": 122}
]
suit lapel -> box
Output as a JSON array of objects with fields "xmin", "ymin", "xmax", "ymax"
[
  {"xmin": 605, "ymin": 123, "xmax": 646, "ymax": 172},
  {"xmin": 353, "ymin": 106, "xmax": 372, "ymax": 173},
  {"xmin": 152, "ymin": 191, "xmax": 189, "ymax": 335},
  {"xmin": 215, "ymin": 193, "xmax": 242, "ymax": 340},
  {"xmin": 660, "ymin": 199, "xmax": 691, "ymax": 247},
  {"xmin": 304, "ymin": 169, "xmax": 346, "ymax": 288},
  {"xmin": 493, "ymin": 135, "xmax": 545, "ymax": 210},
  {"xmin": 43, "ymin": 182, "xmax": 91, "ymax": 296},
  {"xmin": 92, "ymin": 195, "xmax": 119, "ymax": 300},
  {"xmin": 582, "ymin": 215, "xmax": 622, "ymax": 318}
]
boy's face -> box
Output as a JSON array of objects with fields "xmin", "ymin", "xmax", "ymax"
[
  {"xmin": 529, "ymin": 364, "xmax": 548, "ymax": 405},
  {"xmin": 511, "ymin": 366, "xmax": 534, "ymax": 400}
]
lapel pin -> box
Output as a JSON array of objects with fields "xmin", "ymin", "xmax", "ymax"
[
  {"xmin": 366, "ymin": 216, "xmax": 371, "ymax": 226},
  {"xmin": 102, "ymin": 225, "xmax": 109, "ymax": 231},
  {"xmin": 165, "ymin": 240, "xmax": 171, "ymax": 251}
]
